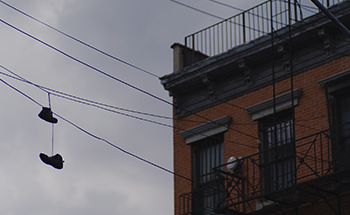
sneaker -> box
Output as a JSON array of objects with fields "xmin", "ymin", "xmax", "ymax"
[
  {"xmin": 38, "ymin": 107, "xmax": 58, "ymax": 124},
  {"xmin": 51, "ymin": 154, "xmax": 64, "ymax": 169},
  {"xmin": 39, "ymin": 153, "xmax": 64, "ymax": 169}
]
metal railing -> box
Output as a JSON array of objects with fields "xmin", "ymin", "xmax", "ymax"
[
  {"xmin": 179, "ymin": 129, "xmax": 335, "ymax": 214},
  {"xmin": 184, "ymin": 0, "xmax": 346, "ymax": 66}
]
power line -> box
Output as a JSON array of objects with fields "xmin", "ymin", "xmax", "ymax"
[
  {"xmin": 0, "ymin": 65, "xmax": 257, "ymax": 148},
  {"xmin": 0, "ymin": 17, "xmax": 261, "ymax": 144},
  {"xmin": 0, "ymin": 68, "xmax": 173, "ymax": 120},
  {"xmin": 0, "ymin": 75, "xmax": 193, "ymax": 182},
  {"xmin": 1, "ymin": 65, "xmax": 327, "ymax": 143},
  {"xmin": 169, "ymin": 0, "xmax": 225, "ymax": 20},
  {"xmin": 0, "ymin": 0, "xmax": 160, "ymax": 79},
  {"xmin": 0, "ymin": 0, "xmax": 326, "ymax": 140},
  {"xmin": 0, "ymin": 0, "xmax": 333, "ymax": 142},
  {"xmin": 169, "ymin": 0, "xmax": 268, "ymax": 35}
]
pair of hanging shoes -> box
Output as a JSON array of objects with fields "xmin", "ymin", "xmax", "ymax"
[
  {"xmin": 38, "ymin": 107, "xmax": 62, "ymax": 169},
  {"xmin": 39, "ymin": 153, "xmax": 64, "ymax": 169},
  {"xmin": 38, "ymin": 107, "xmax": 58, "ymax": 123}
]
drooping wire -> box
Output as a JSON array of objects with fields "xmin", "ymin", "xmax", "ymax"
[
  {"xmin": 169, "ymin": 0, "xmax": 268, "ymax": 35},
  {"xmin": 0, "ymin": 18, "xmax": 261, "ymax": 144},
  {"xmin": 1, "ymin": 0, "xmax": 336, "ymax": 140},
  {"xmin": 0, "ymin": 65, "xmax": 257, "ymax": 148},
  {"xmin": 0, "ymin": 75, "xmax": 194, "ymax": 181},
  {"xmin": 0, "ymin": 66, "xmax": 327, "ymax": 129},
  {"xmin": 0, "ymin": 0, "xmax": 160, "ymax": 79},
  {"xmin": 0, "ymin": 0, "xmax": 330, "ymax": 140}
]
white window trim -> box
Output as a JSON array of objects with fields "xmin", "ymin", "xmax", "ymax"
[
  {"xmin": 245, "ymin": 89, "xmax": 303, "ymax": 121},
  {"xmin": 179, "ymin": 115, "xmax": 232, "ymax": 144}
]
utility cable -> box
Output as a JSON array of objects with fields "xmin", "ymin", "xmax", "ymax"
[
  {"xmin": 1, "ymin": 67, "xmax": 327, "ymax": 130},
  {"xmin": 169, "ymin": 0, "xmax": 268, "ymax": 35},
  {"xmin": 208, "ymin": 0, "xmax": 288, "ymax": 27},
  {"xmin": 0, "ymin": 0, "xmax": 333, "ymax": 141},
  {"xmin": 0, "ymin": 0, "xmax": 160, "ymax": 79},
  {"xmin": 0, "ymin": 18, "xmax": 260, "ymax": 145},
  {"xmin": 0, "ymin": 75, "xmax": 193, "ymax": 182},
  {"xmin": 0, "ymin": 67, "xmax": 174, "ymax": 120},
  {"xmin": 0, "ymin": 0, "xmax": 327, "ymax": 137},
  {"xmin": 0, "ymin": 69, "xmax": 248, "ymax": 126},
  {"xmin": 1, "ymin": 75, "xmax": 336, "ymax": 210},
  {"xmin": 0, "ymin": 66, "xmax": 256, "ymax": 148}
]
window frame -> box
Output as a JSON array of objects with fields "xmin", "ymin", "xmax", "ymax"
[
  {"xmin": 259, "ymin": 110, "xmax": 296, "ymax": 193},
  {"xmin": 331, "ymin": 87, "xmax": 350, "ymax": 172},
  {"xmin": 191, "ymin": 133, "xmax": 225, "ymax": 215}
]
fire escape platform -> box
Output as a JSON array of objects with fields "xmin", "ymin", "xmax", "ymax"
[{"xmin": 239, "ymin": 170, "xmax": 350, "ymax": 215}]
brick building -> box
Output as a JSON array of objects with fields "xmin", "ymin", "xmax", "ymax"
[{"xmin": 160, "ymin": 0, "xmax": 350, "ymax": 214}]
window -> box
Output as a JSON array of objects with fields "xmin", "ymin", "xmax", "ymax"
[
  {"xmin": 192, "ymin": 133, "xmax": 225, "ymax": 215},
  {"xmin": 318, "ymin": 70, "xmax": 350, "ymax": 172},
  {"xmin": 179, "ymin": 115, "xmax": 231, "ymax": 214},
  {"xmin": 333, "ymin": 88, "xmax": 350, "ymax": 171},
  {"xmin": 259, "ymin": 112, "xmax": 296, "ymax": 193}
]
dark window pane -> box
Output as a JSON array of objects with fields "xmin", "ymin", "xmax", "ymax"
[
  {"xmin": 192, "ymin": 133, "xmax": 225, "ymax": 214},
  {"xmin": 260, "ymin": 114, "xmax": 296, "ymax": 193}
]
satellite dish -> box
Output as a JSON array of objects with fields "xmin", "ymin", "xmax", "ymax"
[{"xmin": 227, "ymin": 156, "xmax": 238, "ymax": 172}]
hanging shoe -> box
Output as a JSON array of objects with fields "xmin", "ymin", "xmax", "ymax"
[
  {"xmin": 39, "ymin": 153, "xmax": 64, "ymax": 169},
  {"xmin": 38, "ymin": 107, "xmax": 58, "ymax": 123},
  {"xmin": 51, "ymin": 154, "xmax": 64, "ymax": 169}
]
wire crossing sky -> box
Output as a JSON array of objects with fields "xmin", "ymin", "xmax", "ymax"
[
  {"xmin": 0, "ymin": 16, "xmax": 263, "ymax": 145},
  {"xmin": 0, "ymin": 0, "xmax": 160, "ymax": 79},
  {"xmin": 0, "ymin": 75, "xmax": 193, "ymax": 182},
  {"xmin": 0, "ymin": 1, "xmax": 337, "ymax": 214},
  {"xmin": 0, "ymin": 0, "xmax": 328, "ymax": 137}
]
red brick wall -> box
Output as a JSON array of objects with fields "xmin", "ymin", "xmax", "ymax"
[{"xmin": 173, "ymin": 55, "xmax": 350, "ymax": 215}]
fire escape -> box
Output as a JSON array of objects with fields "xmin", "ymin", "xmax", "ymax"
[
  {"xmin": 180, "ymin": 129, "xmax": 350, "ymax": 214},
  {"xmin": 178, "ymin": 0, "xmax": 350, "ymax": 214}
]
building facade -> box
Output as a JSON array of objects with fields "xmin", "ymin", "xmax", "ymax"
[{"xmin": 160, "ymin": 0, "xmax": 350, "ymax": 214}]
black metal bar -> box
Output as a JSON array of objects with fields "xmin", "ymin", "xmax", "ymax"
[
  {"xmin": 294, "ymin": 0, "xmax": 298, "ymax": 21},
  {"xmin": 192, "ymin": 35, "xmax": 195, "ymax": 65},
  {"xmin": 338, "ymin": 193, "xmax": 341, "ymax": 215},
  {"xmin": 310, "ymin": 0, "xmax": 350, "ymax": 39},
  {"xmin": 242, "ymin": 13, "xmax": 246, "ymax": 43},
  {"xmin": 320, "ymin": 132, "xmax": 324, "ymax": 176}
]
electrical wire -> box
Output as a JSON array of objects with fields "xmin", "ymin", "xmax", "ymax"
[
  {"xmin": 169, "ymin": 0, "xmax": 268, "ymax": 35},
  {"xmin": 0, "ymin": 2, "xmax": 341, "ymax": 193},
  {"xmin": 195, "ymin": 0, "xmax": 349, "ymax": 133},
  {"xmin": 0, "ymin": 17, "xmax": 261, "ymax": 145},
  {"xmin": 1, "ymin": 64, "xmax": 327, "ymax": 134},
  {"xmin": 0, "ymin": 69, "xmax": 174, "ymax": 120},
  {"xmin": 208, "ymin": 0, "xmax": 287, "ymax": 27},
  {"xmin": 0, "ymin": 75, "xmax": 194, "ymax": 182},
  {"xmin": 0, "ymin": 0, "xmax": 329, "ymax": 139},
  {"xmin": 0, "ymin": 1, "xmax": 345, "ymax": 204},
  {"xmin": 0, "ymin": 0, "xmax": 160, "ymax": 79},
  {"xmin": 0, "ymin": 65, "xmax": 257, "ymax": 148},
  {"xmin": 0, "ymin": 0, "xmax": 338, "ymax": 144}
]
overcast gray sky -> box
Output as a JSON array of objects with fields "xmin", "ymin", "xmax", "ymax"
[{"xmin": 0, "ymin": 0, "xmax": 317, "ymax": 214}]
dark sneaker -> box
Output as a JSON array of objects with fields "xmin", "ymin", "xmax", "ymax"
[
  {"xmin": 38, "ymin": 107, "xmax": 58, "ymax": 123},
  {"xmin": 51, "ymin": 154, "xmax": 64, "ymax": 169},
  {"xmin": 39, "ymin": 153, "xmax": 64, "ymax": 169},
  {"xmin": 39, "ymin": 153, "xmax": 51, "ymax": 165}
]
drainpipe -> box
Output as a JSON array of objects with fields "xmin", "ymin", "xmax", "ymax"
[{"xmin": 310, "ymin": 0, "xmax": 350, "ymax": 39}]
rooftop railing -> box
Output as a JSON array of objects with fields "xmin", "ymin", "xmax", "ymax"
[{"xmin": 184, "ymin": 0, "xmax": 346, "ymax": 66}]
